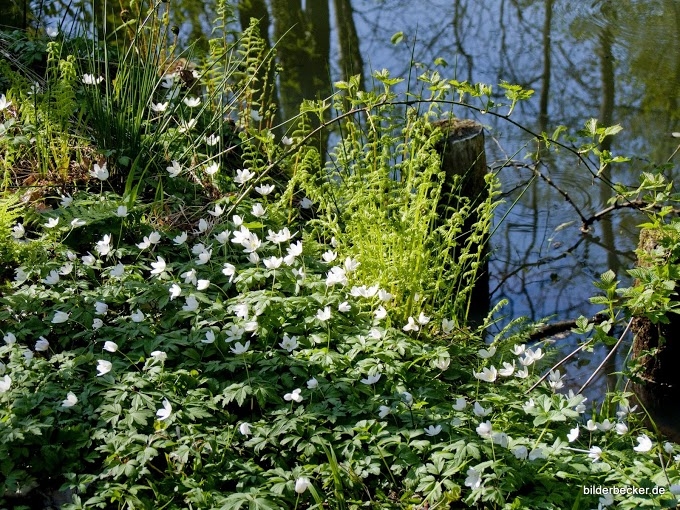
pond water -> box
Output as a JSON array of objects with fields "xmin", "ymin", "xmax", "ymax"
[{"xmin": 14, "ymin": 0, "xmax": 680, "ymax": 405}]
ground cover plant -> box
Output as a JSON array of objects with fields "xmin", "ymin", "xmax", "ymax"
[{"xmin": 2, "ymin": 2, "xmax": 680, "ymax": 509}]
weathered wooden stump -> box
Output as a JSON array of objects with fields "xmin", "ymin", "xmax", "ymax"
[
  {"xmin": 434, "ymin": 118, "xmax": 489, "ymax": 323},
  {"xmin": 630, "ymin": 228, "xmax": 680, "ymax": 441}
]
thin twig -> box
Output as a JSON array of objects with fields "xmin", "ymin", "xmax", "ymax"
[
  {"xmin": 578, "ymin": 318, "xmax": 632, "ymax": 394},
  {"xmin": 525, "ymin": 338, "xmax": 594, "ymax": 394}
]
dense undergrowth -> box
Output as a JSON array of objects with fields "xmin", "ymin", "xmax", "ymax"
[{"xmin": 1, "ymin": 1, "xmax": 680, "ymax": 509}]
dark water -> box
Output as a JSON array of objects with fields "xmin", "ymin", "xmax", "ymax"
[{"xmin": 10, "ymin": 0, "xmax": 680, "ymax": 402}]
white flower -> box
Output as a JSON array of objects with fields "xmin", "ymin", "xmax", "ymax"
[
  {"xmin": 417, "ymin": 312, "xmax": 430, "ymax": 325},
  {"xmin": 476, "ymin": 421, "xmax": 493, "ymax": 438},
  {"xmin": 307, "ymin": 377, "xmax": 318, "ymax": 389},
  {"xmin": 338, "ymin": 301, "xmax": 351, "ymax": 312},
  {"xmin": 239, "ymin": 422, "xmax": 251, "ymax": 435},
  {"xmin": 96, "ymin": 359, "xmax": 112, "ymax": 376},
  {"xmin": 14, "ymin": 267, "xmax": 28, "ymax": 283},
  {"xmin": 150, "ymin": 102, "xmax": 168, "ymax": 112},
  {"xmin": 11, "ymin": 223, "xmax": 25, "ymax": 239},
  {"xmin": 197, "ymin": 218, "xmax": 209, "ymax": 234},
  {"xmin": 263, "ymin": 257, "xmax": 283, "ymax": 269},
  {"xmin": 82, "ymin": 252, "xmax": 96, "ymax": 266},
  {"xmin": 664, "ymin": 441, "xmax": 674, "ymax": 454},
  {"xmin": 512, "ymin": 446, "xmax": 528, "ymax": 460},
  {"xmin": 295, "ymin": 477, "xmax": 311, "ymax": 494},
  {"xmin": 378, "ymin": 405, "xmax": 391, "ymax": 418},
  {"xmin": 58, "ymin": 263, "xmax": 72, "ymax": 275},
  {"xmin": 203, "ymin": 330, "xmax": 216, "ymax": 344},
  {"xmin": 178, "ymin": 118, "xmax": 196, "ymax": 132},
  {"xmin": 473, "ymin": 401, "xmax": 491, "ymax": 417},
  {"xmin": 512, "ymin": 344, "xmax": 526, "ymax": 356},
  {"xmin": 103, "ymin": 341, "xmax": 118, "ymax": 353},
  {"xmin": 250, "ymin": 110, "xmax": 262, "ymax": 121},
  {"xmin": 441, "ymin": 318, "xmax": 454, "ymax": 334},
  {"xmin": 44, "ymin": 217, "xmax": 59, "ymax": 228},
  {"xmin": 282, "ymin": 135, "xmax": 294, "ymax": 146},
  {"xmin": 529, "ymin": 448, "xmax": 546, "ymax": 461},
  {"xmin": 150, "ymin": 256, "xmax": 167, "ymax": 276},
  {"xmin": 325, "ymin": 266, "xmax": 348, "ymax": 286},
  {"xmin": 284, "ymin": 388, "xmax": 303, "ymax": 403},
  {"xmin": 251, "ymin": 203, "xmax": 266, "ymax": 217},
  {"xmin": 453, "ymin": 397, "xmax": 466, "ymax": 411},
  {"xmin": 316, "ymin": 306, "xmax": 331, "ymax": 322},
  {"xmin": 167, "ymin": 160, "xmax": 182, "ymax": 178},
  {"xmin": 477, "ymin": 346, "xmax": 496, "ymax": 359},
  {"xmin": 116, "ymin": 205, "xmax": 128, "ymax": 217},
  {"xmin": 588, "ymin": 446, "xmax": 602, "ymax": 462},
  {"xmin": 95, "ymin": 234, "xmax": 112, "ymax": 256},
  {"xmin": 110, "ymin": 263, "xmax": 124, "ymax": 277},
  {"xmin": 299, "ymin": 197, "xmax": 313, "ymax": 209},
  {"xmin": 280, "ymin": 334, "xmax": 299, "ymax": 352},
  {"xmin": 670, "ymin": 484, "xmax": 680, "ymax": 495},
  {"xmin": 498, "ymin": 362, "xmax": 515, "ymax": 377},
  {"xmin": 172, "ymin": 231, "xmax": 187, "ymax": 246},
  {"xmin": 585, "ymin": 419, "xmax": 598, "ymax": 432},
  {"xmin": 239, "ymin": 234, "xmax": 260, "ymax": 254},
  {"xmin": 182, "ymin": 296, "xmax": 199, "ymax": 312},
  {"xmin": 169, "ymin": 283, "xmax": 181, "ymax": 300},
  {"xmin": 70, "ymin": 218, "xmax": 86, "ymax": 227},
  {"xmin": 266, "ymin": 228, "xmax": 292, "ymax": 244},
  {"xmin": 402, "ymin": 316, "xmax": 419, "ymax": 332},
  {"xmin": 424, "ymin": 424, "xmax": 442, "ymax": 436},
  {"xmin": 596, "ymin": 419, "xmax": 614, "ymax": 432},
  {"xmin": 567, "ymin": 426, "xmax": 579, "ymax": 442},
  {"xmin": 82, "ymin": 74, "xmax": 104, "ymax": 85},
  {"xmin": 548, "ymin": 370, "xmax": 564, "ymax": 390},
  {"xmin": 634, "ymin": 434, "xmax": 653, "ymax": 453},
  {"xmin": 35, "ymin": 337, "xmax": 50, "ymax": 351},
  {"xmin": 214, "ymin": 230, "xmax": 230, "ymax": 244},
  {"xmin": 0, "ymin": 94, "xmax": 11, "ymax": 111},
  {"xmin": 344, "ymin": 257, "xmax": 360, "ymax": 272},
  {"xmin": 374, "ymin": 306, "xmax": 387, "ymax": 320},
  {"xmin": 183, "ymin": 96, "xmax": 200, "ymax": 107},
  {"xmin": 322, "ymin": 250, "xmax": 337, "ymax": 263},
  {"xmin": 150, "ymin": 351, "xmax": 167, "ymax": 362},
  {"xmin": 369, "ymin": 328, "xmax": 382, "ymax": 339},
  {"xmin": 0, "ymin": 375, "xmax": 12, "ymax": 393},
  {"xmin": 255, "ymin": 184, "xmax": 275, "ymax": 196},
  {"xmin": 42, "ymin": 270, "xmax": 60, "ymax": 285},
  {"xmin": 615, "ymin": 423, "xmax": 628, "ymax": 435},
  {"xmin": 522, "ymin": 399, "xmax": 536, "ymax": 413},
  {"xmin": 474, "ymin": 366, "xmax": 498, "ymax": 383},
  {"xmin": 205, "ymin": 162, "xmax": 219, "ymax": 176},
  {"xmin": 61, "ymin": 391, "xmax": 78, "ymax": 407},
  {"xmin": 90, "ymin": 162, "xmax": 109, "ymax": 181},
  {"xmin": 233, "ymin": 303, "xmax": 249, "ymax": 319},
  {"xmin": 230, "ymin": 341, "xmax": 250, "ymax": 355},
  {"xmin": 401, "ymin": 391, "xmax": 413, "ymax": 405},
  {"xmin": 492, "ymin": 432, "xmax": 509, "ymax": 448},
  {"xmin": 60, "ymin": 194, "xmax": 73, "ymax": 207},
  {"xmin": 195, "ymin": 279, "xmax": 210, "ymax": 291},
  {"xmin": 234, "ymin": 168, "xmax": 255, "ymax": 185},
  {"xmin": 225, "ymin": 324, "xmax": 245, "ymax": 343},
  {"xmin": 222, "ymin": 263, "xmax": 236, "ymax": 282},
  {"xmin": 95, "ymin": 301, "xmax": 110, "ymax": 316},
  {"xmin": 515, "ymin": 368, "xmax": 529, "ymax": 379},
  {"xmin": 616, "ymin": 403, "xmax": 638, "ymax": 418},
  {"xmin": 205, "ymin": 133, "xmax": 220, "ymax": 146},
  {"xmin": 52, "ymin": 311, "xmax": 70, "ymax": 324},
  {"xmin": 360, "ymin": 373, "xmax": 381, "ymax": 385},
  {"xmin": 160, "ymin": 75, "xmax": 174, "ymax": 88},
  {"xmin": 464, "ymin": 468, "xmax": 482, "ymax": 489},
  {"xmin": 92, "ymin": 318, "xmax": 104, "ymax": 330},
  {"xmin": 131, "ymin": 309, "xmax": 145, "ymax": 323},
  {"xmin": 156, "ymin": 398, "xmax": 172, "ymax": 421}
]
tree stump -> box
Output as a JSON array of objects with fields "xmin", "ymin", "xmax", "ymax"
[
  {"xmin": 630, "ymin": 228, "xmax": 680, "ymax": 441},
  {"xmin": 434, "ymin": 118, "xmax": 489, "ymax": 323}
]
